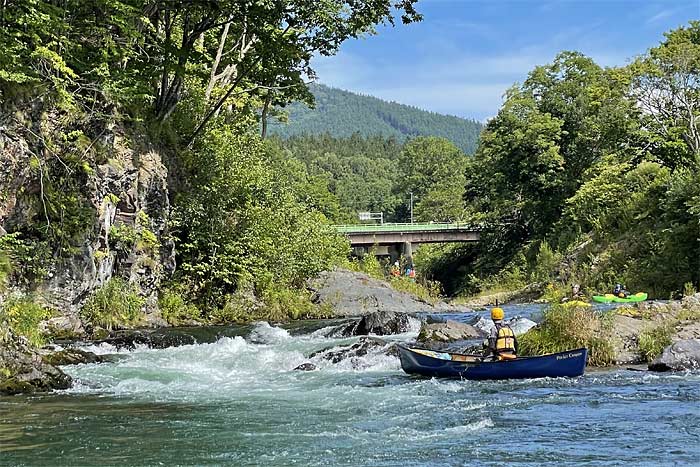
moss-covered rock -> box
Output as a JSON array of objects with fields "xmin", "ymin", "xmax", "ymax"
[{"xmin": 0, "ymin": 329, "xmax": 71, "ymax": 395}]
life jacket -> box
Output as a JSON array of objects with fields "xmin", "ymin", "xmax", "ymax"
[{"xmin": 495, "ymin": 324, "xmax": 517, "ymax": 355}]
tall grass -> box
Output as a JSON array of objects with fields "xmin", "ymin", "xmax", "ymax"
[
  {"xmin": 518, "ymin": 303, "xmax": 616, "ymax": 366},
  {"xmin": 637, "ymin": 323, "xmax": 674, "ymax": 362},
  {"xmin": 0, "ymin": 298, "xmax": 53, "ymax": 347},
  {"xmin": 80, "ymin": 278, "xmax": 145, "ymax": 330}
]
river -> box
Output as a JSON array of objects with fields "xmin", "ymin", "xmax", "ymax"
[{"xmin": 1, "ymin": 305, "xmax": 699, "ymax": 466}]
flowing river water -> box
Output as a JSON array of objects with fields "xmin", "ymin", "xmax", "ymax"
[{"xmin": 1, "ymin": 304, "xmax": 699, "ymax": 466}]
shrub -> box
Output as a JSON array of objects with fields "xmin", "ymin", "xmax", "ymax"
[
  {"xmin": 346, "ymin": 252, "xmax": 385, "ymax": 280},
  {"xmin": 80, "ymin": 278, "xmax": 145, "ymax": 330},
  {"xmin": 158, "ymin": 288, "xmax": 201, "ymax": 326},
  {"xmin": 390, "ymin": 276, "xmax": 441, "ymax": 304},
  {"xmin": 518, "ymin": 304, "xmax": 616, "ymax": 366},
  {"xmin": 637, "ymin": 324, "xmax": 674, "ymax": 362},
  {"xmin": 211, "ymin": 284, "xmax": 332, "ymax": 324},
  {"xmin": 0, "ymin": 298, "xmax": 53, "ymax": 347},
  {"xmin": 683, "ymin": 281, "xmax": 697, "ymax": 297}
]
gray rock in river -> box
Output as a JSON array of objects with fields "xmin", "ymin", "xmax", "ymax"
[
  {"xmin": 293, "ymin": 363, "xmax": 317, "ymax": 371},
  {"xmin": 338, "ymin": 310, "xmax": 411, "ymax": 337},
  {"xmin": 0, "ymin": 330, "xmax": 71, "ymax": 395},
  {"xmin": 648, "ymin": 339, "xmax": 700, "ymax": 372},
  {"xmin": 40, "ymin": 348, "xmax": 105, "ymax": 366},
  {"xmin": 417, "ymin": 320, "xmax": 484, "ymax": 343},
  {"xmin": 308, "ymin": 269, "xmax": 468, "ymax": 317}
]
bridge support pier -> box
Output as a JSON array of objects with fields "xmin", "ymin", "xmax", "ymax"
[{"xmin": 403, "ymin": 241, "xmax": 413, "ymax": 266}]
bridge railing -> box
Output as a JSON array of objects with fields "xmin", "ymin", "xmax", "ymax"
[{"xmin": 332, "ymin": 222, "xmax": 480, "ymax": 233}]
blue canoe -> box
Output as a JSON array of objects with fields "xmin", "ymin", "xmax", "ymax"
[{"xmin": 398, "ymin": 346, "xmax": 587, "ymax": 380}]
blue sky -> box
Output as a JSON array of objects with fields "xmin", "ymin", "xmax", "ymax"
[{"xmin": 312, "ymin": 0, "xmax": 699, "ymax": 121}]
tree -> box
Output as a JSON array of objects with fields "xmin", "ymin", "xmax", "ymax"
[
  {"xmin": 633, "ymin": 21, "xmax": 700, "ymax": 166},
  {"xmin": 397, "ymin": 137, "xmax": 467, "ymax": 222}
]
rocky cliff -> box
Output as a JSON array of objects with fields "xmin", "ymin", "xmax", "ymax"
[{"xmin": 0, "ymin": 97, "xmax": 174, "ymax": 322}]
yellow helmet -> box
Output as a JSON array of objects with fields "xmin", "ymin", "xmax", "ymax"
[{"xmin": 491, "ymin": 307, "xmax": 504, "ymax": 320}]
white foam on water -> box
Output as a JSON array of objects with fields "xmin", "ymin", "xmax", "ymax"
[{"xmin": 247, "ymin": 321, "xmax": 291, "ymax": 344}]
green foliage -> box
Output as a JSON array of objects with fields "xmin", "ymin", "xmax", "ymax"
[
  {"xmin": 397, "ymin": 136, "xmax": 467, "ymax": 222},
  {"xmin": 274, "ymin": 133, "xmax": 404, "ymax": 221},
  {"xmin": 268, "ymin": 84, "xmax": 483, "ymax": 154},
  {"xmin": 0, "ymin": 299, "xmax": 53, "ymax": 347},
  {"xmin": 683, "ymin": 282, "xmax": 697, "ymax": 297},
  {"xmin": 158, "ymin": 288, "xmax": 201, "ymax": 326},
  {"xmin": 346, "ymin": 253, "xmax": 385, "ymax": 280},
  {"xmin": 530, "ymin": 241, "xmax": 562, "ymax": 284},
  {"xmin": 389, "ymin": 276, "xmax": 442, "ymax": 304},
  {"xmin": 637, "ymin": 324, "xmax": 674, "ymax": 362},
  {"xmin": 210, "ymin": 283, "xmax": 330, "ymax": 324},
  {"xmin": 80, "ymin": 278, "xmax": 145, "ymax": 331},
  {"xmin": 518, "ymin": 304, "xmax": 616, "ymax": 366},
  {"xmin": 174, "ymin": 125, "xmax": 348, "ymax": 309},
  {"xmin": 0, "ymin": 233, "xmax": 51, "ymax": 285}
]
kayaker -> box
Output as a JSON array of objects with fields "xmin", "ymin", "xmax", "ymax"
[
  {"xmin": 484, "ymin": 307, "xmax": 517, "ymax": 361},
  {"xmin": 613, "ymin": 283, "xmax": 630, "ymax": 298}
]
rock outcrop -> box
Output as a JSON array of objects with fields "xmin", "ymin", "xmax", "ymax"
[
  {"xmin": 648, "ymin": 339, "xmax": 700, "ymax": 372},
  {"xmin": 0, "ymin": 330, "xmax": 71, "ymax": 395},
  {"xmin": 0, "ymin": 105, "xmax": 174, "ymax": 322},
  {"xmin": 417, "ymin": 320, "xmax": 483, "ymax": 343},
  {"xmin": 308, "ymin": 269, "xmax": 468, "ymax": 316},
  {"xmin": 337, "ymin": 310, "xmax": 412, "ymax": 337}
]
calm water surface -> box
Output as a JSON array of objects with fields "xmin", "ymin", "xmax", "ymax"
[{"xmin": 1, "ymin": 305, "xmax": 699, "ymax": 466}]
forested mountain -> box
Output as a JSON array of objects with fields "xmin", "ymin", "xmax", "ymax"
[{"xmin": 267, "ymin": 84, "xmax": 483, "ymax": 154}]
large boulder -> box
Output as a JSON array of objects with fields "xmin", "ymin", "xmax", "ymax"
[
  {"xmin": 308, "ymin": 269, "xmax": 467, "ymax": 317},
  {"xmin": 0, "ymin": 330, "xmax": 72, "ymax": 395},
  {"xmin": 417, "ymin": 320, "xmax": 483, "ymax": 343},
  {"xmin": 339, "ymin": 310, "xmax": 411, "ymax": 337},
  {"xmin": 648, "ymin": 339, "xmax": 700, "ymax": 372}
]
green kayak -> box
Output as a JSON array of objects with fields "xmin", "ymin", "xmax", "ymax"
[{"xmin": 591, "ymin": 292, "xmax": 648, "ymax": 303}]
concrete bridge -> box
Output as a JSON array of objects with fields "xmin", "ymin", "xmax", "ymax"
[{"xmin": 333, "ymin": 222, "xmax": 481, "ymax": 263}]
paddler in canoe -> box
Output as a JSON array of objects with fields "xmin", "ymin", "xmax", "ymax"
[{"xmin": 482, "ymin": 307, "xmax": 518, "ymax": 361}]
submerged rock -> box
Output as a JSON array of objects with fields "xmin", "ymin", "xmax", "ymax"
[
  {"xmin": 310, "ymin": 337, "xmax": 398, "ymax": 364},
  {"xmin": 417, "ymin": 320, "xmax": 483, "ymax": 343},
  {"xmin": 93, "ymin": 329, "xmax": 198, "ymax": 350},
  {"xmin": 41, "ymin": 348, "xmax": 105, "ymax": 366},
  {"xmin": 648, "ymin": 339, "xmax": 700, "ymax": 372},
  {"xmin": 293, "ymin": 363, "xmax": 317, "ymax": 371},
  {"xmin": 0, "ymin": 330, "xmax": 71, "ymax": 395}
]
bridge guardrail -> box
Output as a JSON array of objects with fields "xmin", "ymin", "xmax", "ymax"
[{"xmin": 332, "ymin": 222, "xmax": 480, "ymax": 233}]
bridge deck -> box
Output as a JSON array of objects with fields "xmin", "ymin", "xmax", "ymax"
[
  {"xmin": 333, "ymin": 222, "xmax": 481, "ymax": 246},
  {"xmin": 334, "ymin": 222, "xmax": 477, "ymax": 234}
]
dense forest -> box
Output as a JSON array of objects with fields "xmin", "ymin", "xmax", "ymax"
[
  {"xmin": 267, "ymin": 83, "xmax": 483, "ymax": 154},
  {"xmin": 420, "ymin": 22, "xmax": 700, "ymax": 299},
  {"xmin": 269, "ymin": 133, "xmax": 468, "ymax": 223}
]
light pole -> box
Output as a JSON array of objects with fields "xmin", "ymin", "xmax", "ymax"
[{"xmin": 410, "ymin": 192, "xmax": 414, "ymax": 224}]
